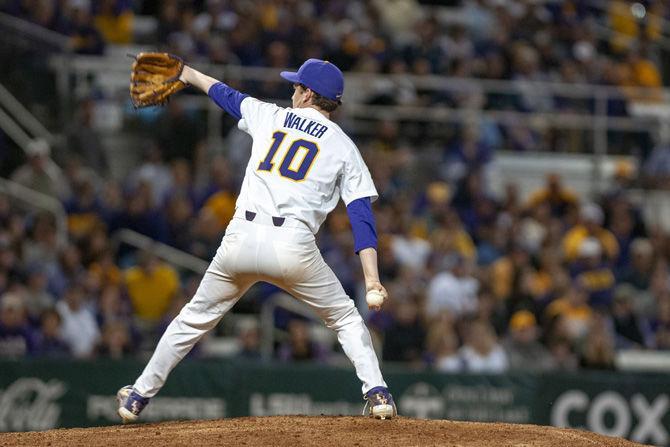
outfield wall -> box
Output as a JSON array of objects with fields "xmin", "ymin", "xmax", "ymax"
[{"xmin": 0, "ymin": 360, "xmax": 667, "ymax": 445}]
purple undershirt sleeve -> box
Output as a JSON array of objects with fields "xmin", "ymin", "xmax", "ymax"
[
  {"xmin": 207, "ymin": 82, "xmax": 249, "ymax": 120},
  {"xmin": 346, "ymin": 197, "xmax": 378, "ymax": 254}
]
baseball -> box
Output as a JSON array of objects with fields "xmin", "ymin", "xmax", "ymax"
[{"xmin": 366, "ymin": 289, "xmax": 385, "ymax": 307}]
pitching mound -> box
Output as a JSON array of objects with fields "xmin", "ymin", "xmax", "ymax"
[{"xmin": 0, "ymin": 416, "xmax": 648, "ymax": 447}]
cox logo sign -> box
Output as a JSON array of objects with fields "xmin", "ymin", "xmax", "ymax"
[{"xmin": 551, "ymin": 390, "xmax": 668, "ymax": 445}]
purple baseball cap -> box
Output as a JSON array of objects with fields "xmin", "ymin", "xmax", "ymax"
[{"xmin": 280, "ymin": 59, "xmax": 344, "ymax": 101}]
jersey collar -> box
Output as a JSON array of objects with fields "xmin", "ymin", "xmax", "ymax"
[{"xmin": 298, "ymin": 106, "xmax": 330, "ymax": 121}]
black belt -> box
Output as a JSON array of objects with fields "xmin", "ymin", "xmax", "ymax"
[{"xmin": 245, "ymin": 211, "xmax": 285, "ymax": 227}]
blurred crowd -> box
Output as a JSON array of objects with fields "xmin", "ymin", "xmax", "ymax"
[
  {"xmin": 5, "ymin": 0, "xmax": 666, "ymax": 89},
  {"xmin": 1, "ymin": 122, "xmax": 669, "ymax": 374},
  {"xmin": 3, "ymin": 0, "xmax": 667, "ymax": 157},
  {"xmin": 1, "ymin": 0, "xmax": 670, "ymax": 373}
]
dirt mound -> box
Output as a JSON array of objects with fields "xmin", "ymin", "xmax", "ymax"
[{"xmin": 0, "ymin": 416, "xmax": 649, "ymax": 447}]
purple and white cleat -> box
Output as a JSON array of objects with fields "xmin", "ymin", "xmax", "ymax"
[
  {"xmin": 363, "ymin": 386, "xmax": 397, "ymax": 420},
  {"xmin": 116, "ymin": 385, "xmax": 150, "ymax": 423}
]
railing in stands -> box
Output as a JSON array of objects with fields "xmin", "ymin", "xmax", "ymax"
[
  {"xmin": 110, "ymin": 228, "xmax": 209, "ymax": 276},
  {"xmin": 0, "ymin": 83, "xmax": 52, "ymax": 141},
  {"xmin": 0, "ymin": 12, "xmax": 74, "ymax": 125},
  {"xmin": 0, "ymin": 177, "xmax": 67, "ymax": 245},
  {"xmin": 0, "ymin": 106, "xmax": 30, "ymax": 149},
  {"xmin": 0, "ymin": 82, "xmax": 57, "ymax": 154},
  {"xmin": 0, "ymin": 12, "xmax": 69, "ymax": 50}
]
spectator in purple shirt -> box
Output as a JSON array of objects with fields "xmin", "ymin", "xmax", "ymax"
[
  {"xmin": 0, "ymin": 293, "xmax": 36, "ymax": 358},
  {"xmin": 278, "ymin": 319, "xmax": 329, "ymax": 362},
  {"xmin": 35, "ymin": 308, "xmax": 70, "ymax": 357}
]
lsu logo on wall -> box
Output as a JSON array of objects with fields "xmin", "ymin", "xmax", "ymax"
[
  {"xmin": 551, "ymin": 390, "xmax": 669, "ymax": 445},
  {"xmin": 0, "ymin": 378, "xmax": 67, "ymax": 431}
]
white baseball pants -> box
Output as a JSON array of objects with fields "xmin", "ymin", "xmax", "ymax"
[{"xmin": 133, "ymin": 210, "xmax": 387, "ymax": 397}]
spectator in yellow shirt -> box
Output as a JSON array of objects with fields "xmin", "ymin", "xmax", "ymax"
[
  {"xmin": 124, "ymin": 250, "xmax": 179, "ymax": 327},
  {"xmin": 609, "ymin": 1, "xmax": 665, "ymax": 52},
  {"xmin": 429, "ymin": 226, "xmax": 476, "ymax": 263},
  {"xmin": 426, "ymin": 208, "xmax": 476, "ymax": 263},
  {"xmin": 608, "ymin": 0, "xmax": 640, "ymax": 52},
  {"xmin": 202, "ymin": 190, "xmax": 236, "ymax": 231},
  {"xmin": 546, "ymin": 282, "xmax": 593, "ymax": 342},
  {"xmin": 490, "ymin": 244, "xmax": 531, "ymax": 302},
  {"xmin": 620, "ymin": 50, "xmax": 663, "ymax": 102},
  {"xmin": 526, "ymin": 173, "xmax": 578, "ymax": 218},
  {"xmin": 94, "ymin": 0, "xmax": 133, "ymax": 44},
  {"xmin": 562, "ymin": 203, "xmax": 619, "ymax": 262}
]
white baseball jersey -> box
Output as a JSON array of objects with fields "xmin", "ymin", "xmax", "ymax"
[{"xmin": 236, "ymin": 97, "xmax": 378, "ymax": 234}]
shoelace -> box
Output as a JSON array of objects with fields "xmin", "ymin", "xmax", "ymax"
[{"xmin": 362, "ymin": 400, "xmax": 369, "ymax": 416}]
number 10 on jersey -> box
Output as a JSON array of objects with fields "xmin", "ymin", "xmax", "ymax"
[{"xmin": 257, "ymin": 131, "xmax": 319, "ymax": 182}]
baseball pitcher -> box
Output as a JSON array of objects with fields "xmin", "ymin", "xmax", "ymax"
[{"xmin": 117, "ymin": 56, "xmax": 397, "ymax": 421}]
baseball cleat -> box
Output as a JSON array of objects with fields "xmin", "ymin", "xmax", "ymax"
[
  {"xmin": 363, "ymin": 386, "xmax": 397, "ymax": 420},
  {"xmin": 116, "ymin": 385, "xmax": 150, "ymax": 423}
]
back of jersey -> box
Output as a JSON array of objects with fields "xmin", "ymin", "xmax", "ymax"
[{"xmin": 235, "ymin": 98, "xmax": 377, "ymax": 233}]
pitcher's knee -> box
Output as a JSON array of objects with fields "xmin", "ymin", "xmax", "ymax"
[
  {"xmin": 325, "ymin": 302, "xmax": 363, "ymax": 331},
  {"xmin": 176, "ymin": 302, "xmax": 220, "ymax": 332}
]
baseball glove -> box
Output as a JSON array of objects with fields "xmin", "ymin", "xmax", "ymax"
[{"xmin": 129, "ymin": 52, "xmax": 187, "ymax": 108}]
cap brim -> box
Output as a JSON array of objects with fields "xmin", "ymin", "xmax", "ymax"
[{"xmin": 280, "ymin": 71, "xmax": 300, "ymax": 83}]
